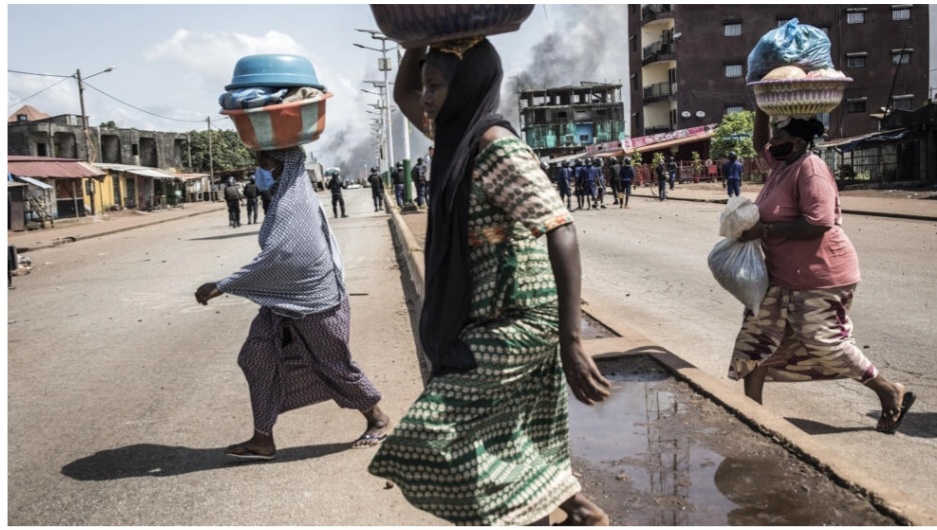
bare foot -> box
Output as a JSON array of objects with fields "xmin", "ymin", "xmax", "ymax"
[
  {"xmin": 352, "ymin": 405, "xmax": 391, "ymax": 448},
  {"xmin": 224, "ymin": 430, "xmax": 276, "ymax": 460},
  {"xmin": 558, "ymin": 493, "xmax": 609, "ymax": 526}
]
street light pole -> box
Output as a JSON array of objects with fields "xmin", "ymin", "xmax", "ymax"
[{"xmin": 74, "ymin": 66, "xmax": 113, "ymax": 215}]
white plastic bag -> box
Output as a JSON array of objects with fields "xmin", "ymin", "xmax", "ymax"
[
  {"xmin": 710, "ymin": 198, "xmax": 769, "ymax": 311},
  {"xmin": 719, "ymin": 196, "xmax": 760, "ymax": 239},
  {"xmin": 708, "ymin": 238, "xmax": 770, "ymax": 312}
]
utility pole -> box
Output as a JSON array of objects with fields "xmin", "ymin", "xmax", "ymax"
[
  {"xmin": 76, "ymin": 69, "xmax": 96, "ymax": 216},
  {"xmin": 207, "ymin": 117, "xmax": 215, "ymax": 201}
]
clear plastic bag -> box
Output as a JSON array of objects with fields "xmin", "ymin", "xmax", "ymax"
[
  {"xmin": 719, "ymin": 196, "xmax": 760, "ymax": 240},
  {"xmin": 708, "ymin": 238, "xmax": 770, "ymax": 312},
  {"xmin": 746, "ymin": 18, "xmax": 834, "ymax": 82}
]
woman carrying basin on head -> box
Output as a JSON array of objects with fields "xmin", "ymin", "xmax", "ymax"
[
  {"xmin": 367, "ymin": 37, "xmax": 611, "ymax": 526},
  {"xmin": 731, "ymin": 109, "xmax": 914, "ymax": 435}
]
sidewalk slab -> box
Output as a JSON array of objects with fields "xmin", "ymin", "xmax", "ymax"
[{"xmin": 7, "ymin": 202, "xmax": 228, "ymax": 252}]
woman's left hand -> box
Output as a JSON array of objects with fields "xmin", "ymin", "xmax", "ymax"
[{"xmin": 561, "ymin": 341, "xmax": 611, "ymax": 405}]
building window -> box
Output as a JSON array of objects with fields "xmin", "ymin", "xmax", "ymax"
[
  {"xmin": 579, "ymin": 134, "xmax": 590, "ymax": 144},
  {"xmin": 892, "ymin": 5, "xmax": 911, "ymax": 20},
  {"xmin": 846, "ymin": 98, "xmax": 867, "ymax": 113},
  {"xmin": 725, "ymin": 105, "xmax": 744, "ymax": 115},
  {"xmin": 724, "ymin": 22, "xmax": 742, "ymax": 37},
  {"xmin": 557, "ymin": 111, "xmax": 568, "ymax": 119},
  {"xmin": 892, "ymin": 95, "xmax": 913, "ymax": 110},
  {"xmin": 816, "ymin": 25, "xmax": 831, "ymax": 35},
  {"xmin": 819, "ymin": 112, "xmax": 831, "ymax": 130},
  {"xmin": 846, "ymin": 8, "xmax": 866, "ymax": 24},
  {"xmin": 892, "ymin": 49, "xmax": 912, "ymax": 64},
  {"xmin": 725, "ymin": 64, "xmax": 743, "ymax": 78},
  {"xmin": 846, "ymin": 53, "xmax": 867, "ymax": 68}
]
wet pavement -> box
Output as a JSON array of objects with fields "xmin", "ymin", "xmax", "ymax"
[{"xmin": 569, "ymin": 355, "xmax": 898, "ymax": 526}]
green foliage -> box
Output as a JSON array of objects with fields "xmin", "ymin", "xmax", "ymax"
[
  {"xmin": 632, "ymin": 149, "xmax": 643, "ymax": 165},
  {"xmin": 184, "ymin": 129, "xmax": 255, "ymax": 172},
  {"xmin": 99, "ymin": 120, "xmax": 117, "ymax": 128},
  {"xmin": 710, "ymin": 111, "xmax": 756, "ymax": 160},
  {"xmin": 691, "ymin": 151, "xmax": 703, "ymax": 173},
  {"xmin": 651, "ymin": 152, "xmax": 665, "ymax": 167}
]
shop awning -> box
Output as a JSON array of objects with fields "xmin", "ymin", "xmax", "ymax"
[
  {"xmin": 12, "ymin": 175, "xmax": 53, "ymax": 190},
  {"xmin": 8, "ymin": 156, "xmax": 104, "ymax": 179},
  {"xmin": 623, "ymin": 129, "xmax": 716, "ymax": 156},
  {"xmin": 173, "ymin": 173, "xmax": 210, "ymax": 181},
  {"xmin": 818, "ymin": 128, "xmax": 913, "ymax": 153},
  {"xmin": 95, "ymin": 163, "xmax": 177, "ymax": 179}
]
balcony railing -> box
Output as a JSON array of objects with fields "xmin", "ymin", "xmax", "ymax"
[
  {"xmin": 642, "ymin": 4, "xmax": 674, "ymax": 22},
  {"xmin": 642, "ymin": 39, "xmax": 675, "ymax": 64},
  {"xmin": 643, "ymin": 81, "xmax": 677, "ymax": 100},
  {"xmin": 644, "ymin": 125, "xmax": 675, "ymax": 135}
]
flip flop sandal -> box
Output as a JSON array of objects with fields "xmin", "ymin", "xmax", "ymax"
[
  {"xmin": 876, "ymin": 391, "xmax": 916, "ymax": 435},
  {"xmin": 224, "ymin": 444, "xmax": 276, "ymax": 460},
  {"xmin": 351, "ymin": 433, "xmax": 388, "ymax": 449}
]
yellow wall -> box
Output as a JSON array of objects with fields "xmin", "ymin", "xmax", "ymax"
[{"xmin": 82, "ymin": 171, "xmax": 119, "ymax": 212}]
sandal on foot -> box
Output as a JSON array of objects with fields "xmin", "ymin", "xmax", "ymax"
[
  {"xmin": 876, "ymin": 391, "xmax": 916, "ymax": 435},
  {"xmin": 224, "ymin": 444, "xmax": 276, "ymax": 460},
  {"xmin": 351, "ymin": 433, "xmax": 387, "ymax": 449}
]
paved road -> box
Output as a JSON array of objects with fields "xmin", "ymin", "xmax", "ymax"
[
  {"xmin": 7, "ymin": 189, "xmax": 441, "ymax": 525},
  {"xmin": 570, "ymin": 193, "xmax": 937, "ymax": 511}
]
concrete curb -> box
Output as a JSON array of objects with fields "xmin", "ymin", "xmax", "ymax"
[
  {"xmin": 629, "ymin": 189, "xmax": 937, "ymax": 222},
  {"xmin": 10, "ymin": 205, "xmax": 227, "ymax": 252},
  {"xmin": 385, "ymin": 206, "xmax": 937, "ymax": 526}
]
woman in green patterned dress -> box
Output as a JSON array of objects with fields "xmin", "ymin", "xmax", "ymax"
[{"xmin": 368, "ymin": 38, "xmax": 612, "ymax": 526}]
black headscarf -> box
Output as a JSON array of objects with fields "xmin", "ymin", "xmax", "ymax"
[
  {"xmin": 782, "ymin": 118, "xmax": 826, "ymax": 146},
  {"xmin": 419, "ymin": 38, "xmax": 516, "ymax": 376}
]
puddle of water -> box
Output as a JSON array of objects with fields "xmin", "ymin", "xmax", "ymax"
[
  {"xmin": 567, "ymin": 355, "xmax": 896, "ymax": 526},
  {"xmin": 580, "ymin": 312, "xmax": 618, "ymax": 339}
]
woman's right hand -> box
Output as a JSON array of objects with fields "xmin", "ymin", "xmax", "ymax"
[{"xmin": 738, "ymin": 221, "xmax": 763, "ymax": 242}]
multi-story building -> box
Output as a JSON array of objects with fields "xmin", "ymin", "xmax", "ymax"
[
  {"xmin": 628, "ymin": 4, "xmax": 931, "ymax": 141},
  {"xmin": 8, "ymin": 106, "xmax": 187, "ymax": 168},
  {"xmin": 517, "ymin": 82, "xmax": 625, "ymax": 160}
]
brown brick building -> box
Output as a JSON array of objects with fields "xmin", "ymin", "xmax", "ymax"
[{"xmin": 628, "ymin": 4, "xmax": 931, "ymax": 141}]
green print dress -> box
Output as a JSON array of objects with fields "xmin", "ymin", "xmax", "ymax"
[{"xmin": 369, "ymin": 136, "xmax": 579, "ymax": 525}]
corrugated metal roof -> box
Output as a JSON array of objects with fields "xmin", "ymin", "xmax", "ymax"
[
  {"xmin": 94, "ymin": 163, "xmax": 177, "ymax": 179},
  {"xmin": 8, "ymin": 156, "xmax": 104, "ymax": 179},
  {"xmin": 12, "ymin": 175, "xmax": 54, "ymax": 190}
]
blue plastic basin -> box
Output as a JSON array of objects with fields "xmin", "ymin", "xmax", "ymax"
[{"xmin": 225, "ymin": 54, "xmax": 325, "ymax": 91}]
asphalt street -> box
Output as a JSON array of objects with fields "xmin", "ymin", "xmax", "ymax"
[
  {"xmin": 7, "ymin": 189, "xmax": 441, "ymax": 525},
  {"xmin": 6, "ymin": 186, "xmax": 937, "ymax": 524}
]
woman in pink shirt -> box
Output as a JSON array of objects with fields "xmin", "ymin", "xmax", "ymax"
[{"xmin": 731, "ymin": 110, "xmax": 914, "ymax": 435}]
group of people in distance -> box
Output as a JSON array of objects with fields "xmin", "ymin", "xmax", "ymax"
[
  {"xmin": 194, "ymin": 34, "xmax": 914, "ymax": 528},
  {"xmin": 549, "ymin": 156, "xmax": 636, "ymax": 210}
]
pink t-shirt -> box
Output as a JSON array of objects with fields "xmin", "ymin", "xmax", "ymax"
[{"xmin": 756, "ymin": 146, "xmax": 860, "ymax": 290}]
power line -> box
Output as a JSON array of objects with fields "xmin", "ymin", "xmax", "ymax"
[
  {"xmin": 8, "ymin": 69, "xmax": 71, "ymax": 78},
  {"xmin": 83, "ymin": 80, "xmax": 221, "ymax": 124},
  {"xmin": 7, "ymin": 76, "xmax": 75, "ymax": 109}
]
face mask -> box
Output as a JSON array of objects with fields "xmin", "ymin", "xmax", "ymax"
[
  {"xmin": 768, "ymin": 142, "xmax": 795, "ymax": 160},
  {"xmin": 254, "ymin": 167, "xmax": 274, "ymax": 191}
]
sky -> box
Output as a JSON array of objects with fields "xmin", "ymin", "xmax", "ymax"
[{"xmin": 5, "ymin": 3, "xmax": 634, "ymax": 176}]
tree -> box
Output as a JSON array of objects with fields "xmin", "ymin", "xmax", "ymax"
[
  {"xmin": 184, "ymin": 129, "xmax": 254, "ymax": 173},
  {"xmin": 99, "ymin": 120, "xmax": 117, "ymax": 128},
  {"xmin": 651, "ymin": 152, "xmax": 665, "ymax": 167},
  {"xmin": 632, "ymin": 149, "xmax": 643, "ymax": 166},
  {"xmin": 710, "ymin": 110, "xmax": 756, "ymax": 160}
]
